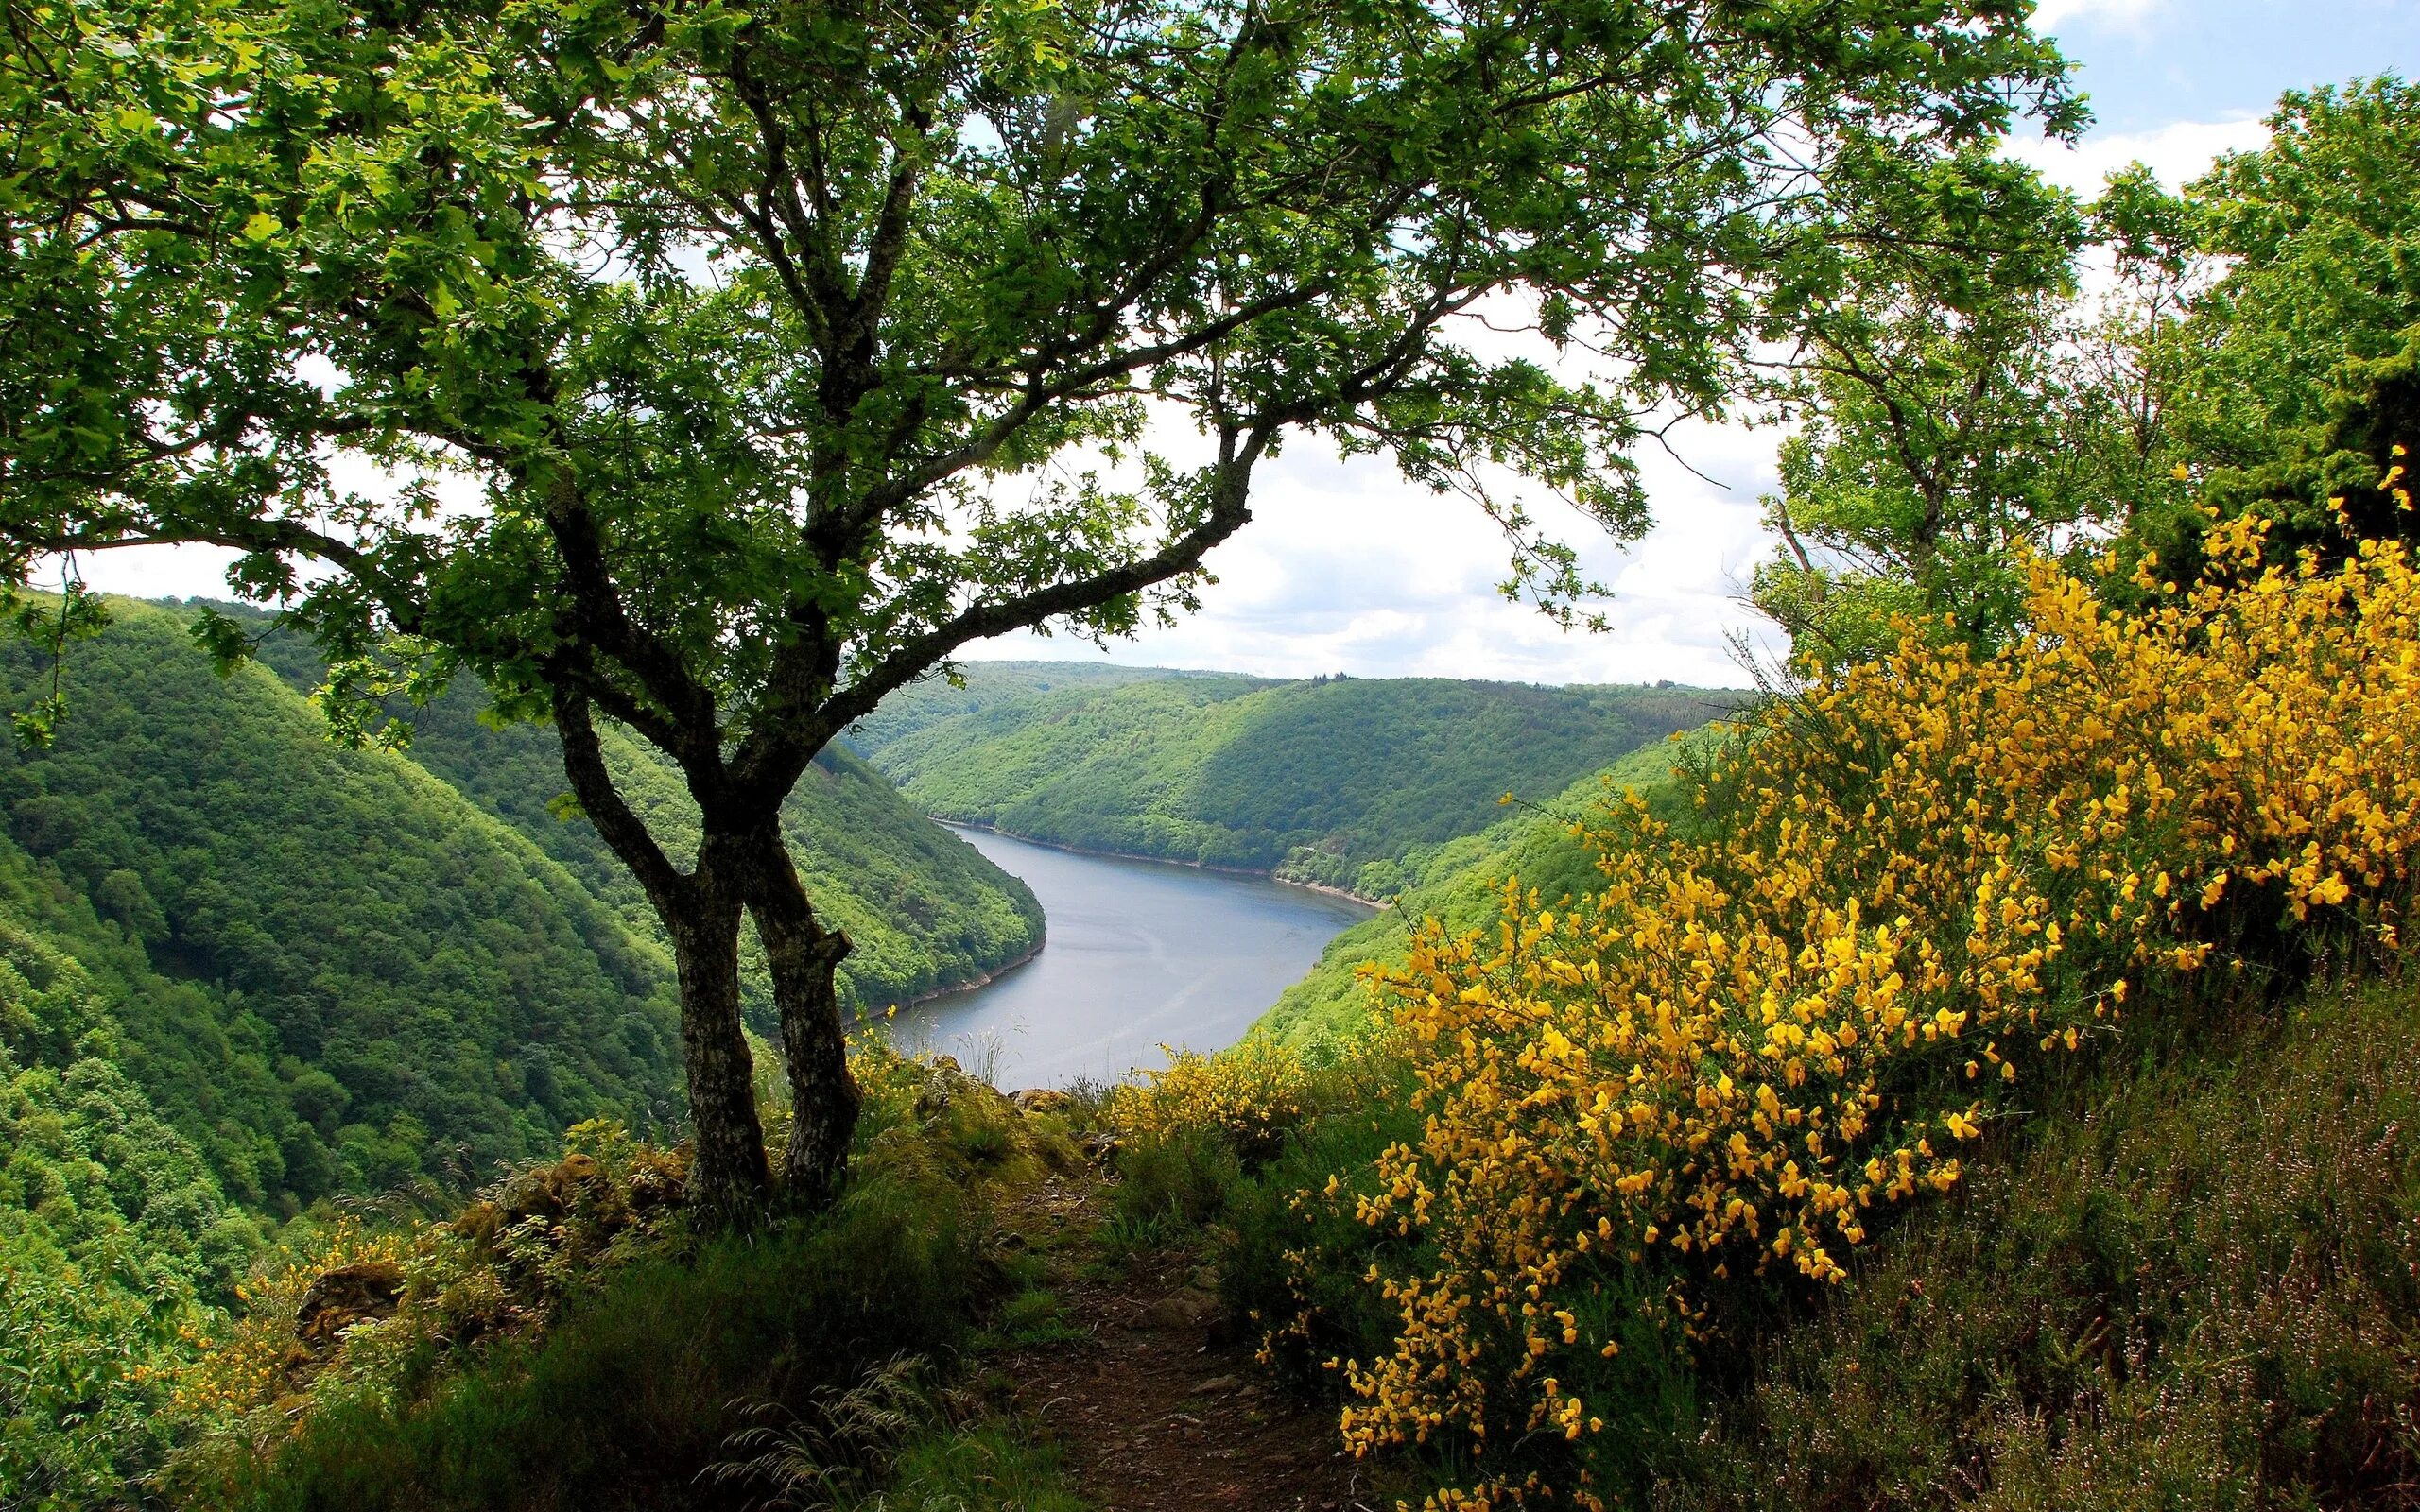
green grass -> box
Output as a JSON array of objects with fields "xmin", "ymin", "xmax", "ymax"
[
  {"xmin": 868, "ymin": 1422, "xmax": 1090, "ymax": 1512},
  {"xmin": 980, "ymin": 1287, "xmax": 1090, "ymax": 1349},
  {"xmin": 179, "ymin": 1164, "xmax": 1006, "ymax": 1512},
  {"xmin": 1651, "ymin": 968, "xmax": 2420, "ymax": 1510}
]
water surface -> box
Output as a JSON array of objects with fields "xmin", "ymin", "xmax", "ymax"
[{"xmin": 886, "ymin": 826, "xmax": 1374, "ymax": 1089}]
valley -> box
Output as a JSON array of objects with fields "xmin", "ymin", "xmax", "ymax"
[
  {"xmin": 9, "ymin": 15, "xmax": 2416, "ymax": 1507},
  {"xmin": 850, "ymin": 662, "xmax": 1739, "ymax": 899},
  {"xmin": 888, "ymin": 824, "xmax": 1373, "ymax": 1088}
]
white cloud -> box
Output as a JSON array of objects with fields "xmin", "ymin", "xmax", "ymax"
[
  {"xmin": 2008, "ymin": 114, "xmax": 2270, "ymax": 195},
  {"xmin": 40, "ymin": 543, "xmax": 243, "ymax": 602},
  {"xmin": 2030, "ymin": 0, "xmax": 2169, "ymax": 36},
  {"xmin": 971, "ymin": 413, "xmax": 1779, "ymax": 688}
]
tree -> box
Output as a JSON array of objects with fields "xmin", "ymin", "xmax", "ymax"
[
  {"xmin": 2150, "ymin": 74, "xmax": 2420, "ymax": 571},
  {"xmin": 0, "ymin": 0, "xmax": 2077, "ymax": 1213},
  {"xmin": 1748, "ymin": 148, "xmax": 2097, "ymax": 664},
  {"xmin": 1752, "ymin": 76, "xmax": 2420, "ymax": 662}
]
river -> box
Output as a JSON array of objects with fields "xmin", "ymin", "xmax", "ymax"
[{"xmin": 884, "ymin": 825, "xmax": 1376, "ymax": 1090}]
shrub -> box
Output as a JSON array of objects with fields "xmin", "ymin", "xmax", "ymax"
[
  {"xmin": 163, "ymin": 1042, "xmax": 1078, "ymax": 1512},
  {"xmin": 1276, "ymin": 516, "xmax": 2420, "ymax": 1509},
  {"xmin": 1112, "ymin": 1126, "xmax": 1246, "ymax": 1232},
  {"xmin": 1107, "ymin": 1034, "xmax": 1320, "ymax": 1164}
]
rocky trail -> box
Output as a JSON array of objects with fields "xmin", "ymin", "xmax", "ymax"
[{"xmin": 995, "ymin": 1175, "xmax": 1384, "ymax": 1512}]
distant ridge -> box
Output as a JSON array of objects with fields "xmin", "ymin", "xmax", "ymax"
[{"xmin": 851, "ymin": 669, "xmax": 1744, "ymax": 900}]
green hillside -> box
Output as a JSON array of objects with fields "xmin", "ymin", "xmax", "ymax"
[
  {"xmin": 261, "ymin": 665, "xmax": 1048, "ymax": 1019},
  {"xmin": 1652, "ymin": 972, "xmax": 2420, "ymax": 1507},
  {"xmin": 842, "ymin": 659, "xmax": 1182, "ymax": 751},
  {"xmin": 0, "ymin": 599, "xmax": 1046, "ymax": 1211},
  {"xmin": 0, "ymin": 600, "xmax": 689, "ymax": 1208},
  {"xmin": 1256, "ymin": 736, "xmax": 1704, "ymax": 1051},
  {"xmin": 858, "ymin": 674, "xmax": 1738, "ymax": 894},
  {"xmin": 0, "ymin": 874, "xmax": 269, "ymax": 1503}
]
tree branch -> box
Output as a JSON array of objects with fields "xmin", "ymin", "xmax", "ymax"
[{"xmin": 550, "ymin": 680, "xmax": 688, "ymax": 913}]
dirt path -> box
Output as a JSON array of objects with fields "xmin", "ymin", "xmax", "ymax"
[{"xmin": 998, "ymin": 1175, "xmax": 1385, "ymax": 1512}]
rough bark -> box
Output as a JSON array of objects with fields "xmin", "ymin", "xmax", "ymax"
[
  {"xmin": 554, "ymin": 689, "xmax": 775, "ymax": 1217},
  {"xmin": 746, "ymin": 833, "xmax": 861, "ymax": 1209},
  {"xmin": 664, "ymin": 865, "xmax": 772, "ymax": 1217}
]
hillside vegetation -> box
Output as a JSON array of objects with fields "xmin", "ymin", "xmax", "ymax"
[
  {"xmin": 1255, "ymin": 738, "xmax": 1701, "ymax": 1052},
  {"xmin": 243, "ymin": 620, "xmax": 1045, "ymax": 1021},
  {"xmin": 1111, "ymin": 511, "xmax": 2420, "ymax": 1509},
  {"xmin": 0, "ymin": 600, "xmax": 1046, "ymax": 1503},
  {"xmin": 856, "ymin": 674, "xmax": 1736, "ymax": 895},
  {"xmin": 12, "ymin": 43, "xmax": 2420, "ymax": 1512},
  {"xmin": 1655, "ymin": 970, "xmax": 2420, "ymax": 1508},
  {"xmin": 842, "ymin": 660, "xmax": 1181, "ymax": 751},
  {"xmin": 0, "ymin": 601, "xmax": 685, "ymax": 1209}
]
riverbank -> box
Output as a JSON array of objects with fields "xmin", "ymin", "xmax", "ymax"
[
  {"xmin": 935, "ymin": 818, "xmax": 1390, "ymax": 910},
  {"xmin": 893, "ymin": 825, "xmax": 1372, "ymax": 1088},
  {"xmin": 878, "ymin": 936, "xmax": 1047, "ymax": 1012}
]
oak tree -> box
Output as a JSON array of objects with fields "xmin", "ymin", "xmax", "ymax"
[{"xmin": 0, "ymin": 0, "xmax": 2076, "ymax": 1212}]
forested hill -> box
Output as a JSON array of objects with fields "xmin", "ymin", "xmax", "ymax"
[
  {"xmin": 240, "ymin": 621, "xmax": 1046, "ymax": 1020},
  {"xmin": 841, "ymin": 659, "xmax": 1184, "ymax": 750},
  {"xmin": 0, "ymin": 599, "xmax": 1042, "ymax": 1210},
  {"xmin": 0, "ymin": 600, "xmax": 682, "ymax": 1210},
  {"xmin": 852, "ymin": 671, "xmax": 1741, "ymax": 896}
]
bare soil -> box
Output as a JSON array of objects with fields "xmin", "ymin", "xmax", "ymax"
[{"xmin": 996, "ymin": 1175, "xmax": 1387, "ymax": 1512}]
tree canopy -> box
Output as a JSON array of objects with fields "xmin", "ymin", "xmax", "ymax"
[
  {"xmin": 1, "ymin": 0, "xmax": 2081, "ymax": 1210},
  {"xmin": 1754, "ymin": 72, "xmax": 2420, "ymax": 665}
]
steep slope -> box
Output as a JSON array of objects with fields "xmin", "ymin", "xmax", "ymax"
[
  {"xmin": 861, "ymin": 674, "xmax": 1738, "ymax": 893},
  {"xmin": 0, "ymin": 600, "xmax": 686, "ymax": 1205},
  {"xmin": 239, "ymin": 619, "xmax": 1046, "ymax": 1016},
  {"xmin": 0, "ymin": 887, "xmax": 257, "ymax": 1503},
  {"xmin": 1256, "ymin": 737, "xmax": 1699, "ymax": 1050},
  {"xmin": 1654, "ymin": 972, "xmax": 2420, "ymax": 1507},
  {"xmin": 842, "ymin": 659, "xmax": 1181, "ymax": 751}
]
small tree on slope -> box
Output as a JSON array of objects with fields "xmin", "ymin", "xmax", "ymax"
[{"xmin": 0, "ymin": 0, "xmax": 2077, "ymax": 1214}]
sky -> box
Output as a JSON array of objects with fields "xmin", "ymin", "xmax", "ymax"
[{"xmin": 69, "ymin": 1, "xmax": 2420, "ymax": 689}]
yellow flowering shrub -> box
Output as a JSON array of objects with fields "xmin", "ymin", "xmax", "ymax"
[
  {"xmin": 165, "ymin": 1219, "xmax": 423, "ymax": 1436},
  {"xmin": 1302, "ymin": 518, "xmax": 2420, "ymax": 1510},
  {"xmin": 1108, "ymin": 1033, "xmax": 1317, "ymax": 1161}
]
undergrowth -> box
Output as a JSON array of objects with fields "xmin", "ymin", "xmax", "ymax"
[
  {"xmin": 1656, "ymin": 967, "xmax": 2420, "ymax": 1511},
  {"xmin": 162, "ymin": 1045, "xmax": 1088, "ymax": 1512},
  {"xmin": 1107, "ymin": 518, "xmax": 2420, "ymax": 1511}
]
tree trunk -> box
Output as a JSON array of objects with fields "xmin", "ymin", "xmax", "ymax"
[
  {"xmin": 549, "ymin": 691, "xmax": 774, "ymax": 1220},
  {"xmin": 665, "ymin": 859, "xmax": 772, "ymax": 1218},
  {"xmin": 744, "ymin": 833, "xmax": 861, "ymax": 1209}
]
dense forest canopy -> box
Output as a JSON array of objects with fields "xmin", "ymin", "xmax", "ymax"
[
  {"xmin": 1255, "ymin": 735, "xmax": 1702, "ymax": 1049},
  {"xmin": 842, "ymin": 662, "xmax": 1188, "ymax": 751},
  {"xmin": 0, "ymin": 601, "xmax": 684, "ymax": 1206},
  {"xmin": 0, "ymin": 596, "xmax": 1041, "ymax": 1500},
  {"xmin": 856, "ymin": 674, "xmax": 1736, "ymax": 893}
]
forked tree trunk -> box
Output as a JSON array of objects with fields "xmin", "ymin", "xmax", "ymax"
[
  {"xmin": 662, "ymin": 855, "xmax": 772, "ymax": 1217},
  {"xmin": 554, "ymin": 695, "xmax": 856, "ymax": 1217},
  {"xmin": 745, "ymin": 833, "xmax": 861, "ymax": 1208}
]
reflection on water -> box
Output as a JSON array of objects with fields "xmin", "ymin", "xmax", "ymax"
[{"xmin": 883, "ymin": 825, "xmax": 1374, "ymax": 1090}]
